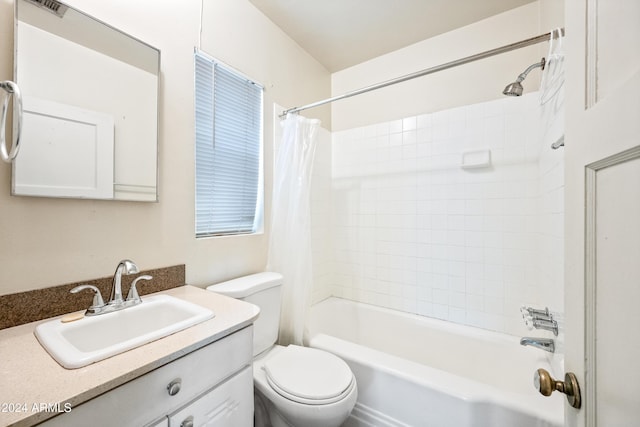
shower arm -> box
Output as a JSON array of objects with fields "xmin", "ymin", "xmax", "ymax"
[{"xmin": 515, "ymin": 58, "xmax": 546, "ymax": 83}]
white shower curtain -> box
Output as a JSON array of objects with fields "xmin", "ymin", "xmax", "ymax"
[
  {"xmin": 267, "ymin": 113, "xmax": 319, "ymax": 346},
  {"xmin": 540, "ymin": 28, "xmax": 565, "ymax": 147}
]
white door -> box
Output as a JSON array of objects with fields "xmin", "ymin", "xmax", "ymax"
[{"xmin": 564, "ymin": 0, "xmax": 640, "ymax": 426}]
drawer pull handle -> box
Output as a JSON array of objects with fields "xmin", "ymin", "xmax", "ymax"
[
  {"xmin": 181, "ymin": 415, "xmax": 194, "ymax": 427},
  {"xmin": 167, "ymin": 378, "xmax": 182, "ymax": 396}
]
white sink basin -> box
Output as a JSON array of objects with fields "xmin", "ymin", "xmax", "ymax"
[{"xmin": 35, "ymin": 294, "xmax": 215, "ymax": 369}]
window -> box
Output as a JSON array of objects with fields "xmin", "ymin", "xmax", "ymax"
[{"xmin": 194, "ymin": 51, "xmax": 263, "ymax": 237}]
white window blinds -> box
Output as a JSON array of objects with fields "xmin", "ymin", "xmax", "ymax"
[{"xmin": 195, "ymin": 51, "xmax": 263, "ymax": 236}]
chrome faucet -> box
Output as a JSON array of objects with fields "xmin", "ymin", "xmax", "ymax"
[
  {"xmin": 71, "ymin": 260, "xmax": 152, "ymax": 316},
  {"xmin": 527, "ymin": 317, "xmax": 559, "ymax": 336},
  {"xmin": 70, "ymin": 284, "xmax": 105, "ymax": 315},
  {"xmin": 520, "ymin": 305, "xmax": 550, "ymax": 319},
  {"xmin": 109, "ymin": 259, "xmax": 140, "ymax": 307},
  {"xmin": 521, "ymin": 305, "xmax": 559, "ymax": 336},
  {"xmin": 520, "ymin": 337, "xmax": 555, "ymax": 353}
]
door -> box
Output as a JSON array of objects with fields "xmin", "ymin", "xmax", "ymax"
[{"xmin": 564, "ymin": 0, "xmax": 640, "ymax": 426}]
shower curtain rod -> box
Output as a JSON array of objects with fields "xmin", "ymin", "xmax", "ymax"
[{"xmin": 279, "ymin": 28, "xmax": 564, "ymax": 118}]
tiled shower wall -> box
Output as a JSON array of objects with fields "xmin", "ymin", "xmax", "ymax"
[
  {"xmin": 324, "ymin": 93, "xmax": 564, "ymax": 335},
  {"xmin": 310, "ymin": 127, "xmax": 334, "ymax": 304}
]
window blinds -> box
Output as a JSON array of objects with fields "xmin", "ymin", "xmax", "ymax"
[{"xmin": 195, "ymin": 51, "xmax": 263, "ymax": 236}]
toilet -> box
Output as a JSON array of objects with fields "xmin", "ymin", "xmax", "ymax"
[{"xmin": 207, "ymin": 272, "xmax": 357, "ymax": 427}]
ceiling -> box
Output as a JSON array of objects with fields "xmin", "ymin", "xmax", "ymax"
[{"xmin": 249, "ymin": 0, "xmax": 537, "ymax": 72}]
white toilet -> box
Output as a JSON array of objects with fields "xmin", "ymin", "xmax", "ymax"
[{"xmin": 207, "ymin": 272, "xmax": 357, "ymax": 427}]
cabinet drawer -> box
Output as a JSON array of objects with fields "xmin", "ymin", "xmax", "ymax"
[
  {"xmin": 40, "ymin": 326, "xmax": 253, "ymax": 427},
  {"xmin": 168, "ymin": 366, "xmax": 253, "ymax": 427}
]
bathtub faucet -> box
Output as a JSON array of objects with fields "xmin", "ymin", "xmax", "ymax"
[{"xmin": 520, "ymin": 337, "xmax": 555, "ymax": 353}]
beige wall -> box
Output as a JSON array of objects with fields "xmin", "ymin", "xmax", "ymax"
[
  {"xmin": 331, "ymin": 3, "xmax": 555, "ymax": 131},
  {"xmin": 539, "ymin": 0, "xmax": 564, "ymax": 30},
  {"xmin": 0, "ymin": 0, "xmax": 564, "ymax": 296},
  {"xmin": 0, "ymin": 0, "xmax": 330, "ymax": 295}
]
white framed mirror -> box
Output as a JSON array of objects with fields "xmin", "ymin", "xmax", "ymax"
[{"xmin": 13, "ymin": 0, "xmax": 160, "ymax": 201}]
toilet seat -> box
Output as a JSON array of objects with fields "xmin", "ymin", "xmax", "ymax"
[{"xmin": 264, "ymin": 345, "xmax": 355, "ymax": 405}]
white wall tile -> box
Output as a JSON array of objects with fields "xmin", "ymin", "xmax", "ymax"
[
  {"xmin": 319, "ymin": 92, "xmax": 563, "ymax": 336},
  {"xmin": 389, "ymin": 119, "xmax": 403, "ymax": 134}
]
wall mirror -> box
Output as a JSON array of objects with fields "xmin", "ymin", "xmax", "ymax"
[{"xmin": 13, "ymin": 0, "xmax": 159, "ymax": 201}]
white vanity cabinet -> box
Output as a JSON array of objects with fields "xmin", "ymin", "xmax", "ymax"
[
  {"xmin": 39, "ymin": 326, "xmax": 253, "ymax": 427},
  {"xmin": 164, "ymin": 366, "xmax": 252, "ymax": 426}
]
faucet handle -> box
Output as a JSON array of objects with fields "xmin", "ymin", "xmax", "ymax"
[
  {"xmin": 523, "ymin": 313, "xmax": 559, "ymax": 335},
  {"xmin": 532, "ymin": 318, "xmax": 559, "ymax": 336},
  {"xmin": 126, "ymin": 275, "xmax": 153, "ymax": 304},
  {"xmin": 71, "ymin": 284, "xmax": 105, "ymax": 315},
  {"xmin": 523, "ymin": 315, "xmax": 535, "ymax": 330},
  {"xmin": 520, "ymin": 305, "xmax": 550, "ymax": 318}
]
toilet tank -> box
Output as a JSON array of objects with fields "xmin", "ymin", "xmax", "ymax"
[{"xmin": 207, "ymin": 272, "xmax": 282, "ymax": 357}]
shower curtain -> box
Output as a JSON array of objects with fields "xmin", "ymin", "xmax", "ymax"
[
  {"xmin": 540, "ymin": 28, "xmax": 565, "ymax": 147},
  {"xmin": 267, "ymin": 113, "xmax": 319, "ymax": 346}
]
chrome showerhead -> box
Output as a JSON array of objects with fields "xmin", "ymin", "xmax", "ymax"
[
  {"xmin": 503, "ymin": 81, "xmax": 524, "ymax": 97},
  {"xmin": 503, "ymin": 57, "xmax": 546, "ymax": 97}
]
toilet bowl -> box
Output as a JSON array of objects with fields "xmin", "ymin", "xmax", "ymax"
[
  {"xmin": 254, "ymin": 345, "xmax": 357, "ymax": 427},
  {"xmin": 207, "ymin": 272, "xmax": 357, "ymax": 427}
]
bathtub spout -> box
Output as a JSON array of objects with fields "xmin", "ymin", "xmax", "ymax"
[{"xmin": 520, "ymin": 337, "xmax": 555, "ymax": 353}]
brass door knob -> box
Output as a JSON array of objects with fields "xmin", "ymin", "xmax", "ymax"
[{"xmin": 534, "ymin": 368, "xmax": 581, "ymax": 409}]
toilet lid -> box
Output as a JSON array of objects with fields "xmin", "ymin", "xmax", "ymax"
[{"xmin": 264, "ymin": 345, "xmax": 354, "ymax": 405}]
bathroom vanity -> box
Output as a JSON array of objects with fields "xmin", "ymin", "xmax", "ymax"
[{"xmin": 0, "ymin": 286, "xmax": 259, "ymax": 427}]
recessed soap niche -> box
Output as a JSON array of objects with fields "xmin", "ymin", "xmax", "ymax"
[{"xmin": 461, "ymin": 149, "xmax": 492, "ymax": 169}]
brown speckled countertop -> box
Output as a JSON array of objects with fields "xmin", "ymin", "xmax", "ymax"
[{"xmin": 0, "ymin": 285, "xmax": 259, "ymax": 427}]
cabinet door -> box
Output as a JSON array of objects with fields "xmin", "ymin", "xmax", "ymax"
[{"xmin": 168, "ymin": 366, "xmax": 253, "ymax": 427}]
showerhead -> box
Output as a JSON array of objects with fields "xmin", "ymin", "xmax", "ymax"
[
  {"xmin": 503, "ymin": 57, "xmax": 546, "ymax": 97},
  {"xmin": 503, "ymin": 81, "xmax": 524, "ymax": 97}
]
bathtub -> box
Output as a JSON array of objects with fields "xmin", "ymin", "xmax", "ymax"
[{"xmin": 306, "ymin": 297, "xmax": 563, "ymax": 427}]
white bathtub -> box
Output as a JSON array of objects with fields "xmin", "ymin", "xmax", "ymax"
[{"xmin": 307, "ymin": 297, "xmax": 563, "ymax": 427}]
